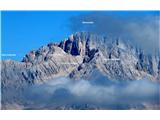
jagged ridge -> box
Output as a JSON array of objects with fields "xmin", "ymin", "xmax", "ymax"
[{"xmin": 2, "ymin": 32, "xmax": 160, "ymax": 84}]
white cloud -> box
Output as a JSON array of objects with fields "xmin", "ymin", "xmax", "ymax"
[
  {"xmin": 69, "ymin": 12, "xmax": 160, "ymax": 55},
  {"xmin": 22, "ymin": 77, "xmax": 160, "ymax": 109}
]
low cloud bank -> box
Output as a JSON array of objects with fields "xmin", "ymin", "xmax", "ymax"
[{"xmin": 23, "ymin": 77, "xmax": 160, "ymax": 109}]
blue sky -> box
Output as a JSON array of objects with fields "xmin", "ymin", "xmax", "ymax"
[
  {"xmin": 1, "ymin": 11, "xmax": 89, "ymax": 60},
  {"xmin": 1, "ymin": 11, "xmax": 159, "ymax": 60}
]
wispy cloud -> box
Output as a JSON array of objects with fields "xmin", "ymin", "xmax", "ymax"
[{"xmin": 69, "ymin": 12, "xmax": 160, "ymax": 55}]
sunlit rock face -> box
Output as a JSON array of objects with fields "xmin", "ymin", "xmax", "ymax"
[{"xmin": 1, "ymin": 32, "xmax": 160, "ymax": 110}]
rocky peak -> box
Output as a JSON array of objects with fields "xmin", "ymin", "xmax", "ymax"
[
  {"xmin": 22, "ymin": 42, "xmax": 58, "ymax": 64},
  {"xmin": 58, "ymin": 32, "xmax": 86, "ymax": 56}
]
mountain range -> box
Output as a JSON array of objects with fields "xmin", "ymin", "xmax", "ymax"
[{"xmin": 1, "ymin": 32, "xmax": 160, "ymax": 109}]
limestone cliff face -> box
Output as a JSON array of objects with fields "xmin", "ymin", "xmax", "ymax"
[{"xmin": 2, "ymin": 46, "xmax": 83, "ymax": 86}]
